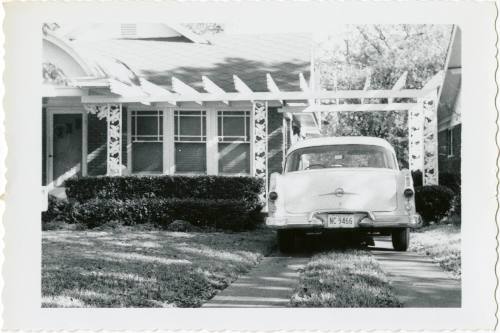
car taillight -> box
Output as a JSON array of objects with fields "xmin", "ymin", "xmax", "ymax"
[
  {"xmin": 404, "ymin": 188, "xmax": 414, "ymax": 198},
  {"xmin": 269, "ymin": 191, "xmax": 278, "ymax": 201}
]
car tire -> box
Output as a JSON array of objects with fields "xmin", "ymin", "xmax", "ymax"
[
  {"xmin": 392, "ymin": 228, "xmax": 410, "ymax": 251},
  {"xmin": 277, "ymin": 230, "xmax": 295, "ymax": 253}
]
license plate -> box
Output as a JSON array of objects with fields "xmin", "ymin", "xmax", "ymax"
[{"xmin": 327, "ymin": 214, "xmax": 355, "ymax": 228}]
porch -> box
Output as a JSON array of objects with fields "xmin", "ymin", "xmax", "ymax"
[{"xmin": 42, "ymin": 70, "xmax": 443, "ymax": 196}]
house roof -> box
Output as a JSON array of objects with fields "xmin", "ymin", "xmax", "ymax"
[
  {"xmin": 437, "ymin": 26, "xmax": 461, "ymax": 128},
  {"xmin": 71, "ymin": 33, "xmax": 312, "ymax": 93}
]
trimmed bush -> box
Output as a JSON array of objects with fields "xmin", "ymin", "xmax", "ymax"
[
  {"xmin": 65, "ymin": 175, "xmax": 263, "ymax": 204},
  {"xmin": 42, "ymin": 195, "xmax": 71, "ymax": 224},
  {"xmin": 439, "ymin": 172, "xmax": 461, "ymax": 194},
  {"xmin": 411, "ymin": 170, "xmax": 423, "ymax": 187},
  {"xmin": 67, "ymin": 197, "xmax": 261, "ymax": 231},
  {"xmin": 415, "ymin": 185, "xmax": 454, "ymax": 225}
]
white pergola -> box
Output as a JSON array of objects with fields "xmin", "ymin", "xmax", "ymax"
[{"xmin": 77, "ymin": 70, "xmax": 443, "ymax": 186}]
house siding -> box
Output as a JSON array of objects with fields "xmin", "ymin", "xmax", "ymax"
[
  {"xmin": 438, "ymin": 124, "xmax": 461, "ymax": 177},
  {"xmin": 42, "ymin": 107, "xmax": 47, "ymax": 186},
  {"xmin": 87, "ymin": 113, "xmax": 107, "ymax": 176},
  {"xmin": 267, "ymin": 107, "xmax": 283, "ymax": 179},
  {"xmin": 121, "ymin": 107, "xmax": 128, "ymax": 173}
]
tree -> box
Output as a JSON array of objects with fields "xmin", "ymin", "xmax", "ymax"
[
  {"xmin": 316, "ymin": 25, "xmax": 453, "ymax": 168},
  {"xmin": 183, "ymin": 23, "xmax": 224, "ymax": 36}
]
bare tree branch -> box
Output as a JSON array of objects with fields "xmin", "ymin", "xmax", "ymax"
[{"xmin": 356, "ymin": 26, "xmax": 383, "ymax": 56}]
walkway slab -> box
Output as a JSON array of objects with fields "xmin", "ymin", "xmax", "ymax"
[
  {"xmin": 371, "ymin": 238, "xmax": 461, "ymax": 308},
  {"xmin": 203, "ymin": 256, "xmax": 308, "ymax": 307}
]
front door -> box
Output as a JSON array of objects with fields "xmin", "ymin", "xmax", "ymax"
[{"xmin": 52, "ymin": 113, "xmax": 82, "ymax": 185}]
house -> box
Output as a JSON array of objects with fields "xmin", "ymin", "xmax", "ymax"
[
  {"xmin": 437, "ymin": 25, "xmax": 461, "ymax": 179},
  {"xmin": 42, "ymin": 23, "xmax": 320, "ymax": 202},
  {"xmin": 42, "ymin": 23, "xmax": 446, "ymax": 209}
]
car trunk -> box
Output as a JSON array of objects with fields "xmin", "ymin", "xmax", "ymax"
[{"xmin": 282, "ymin": 168, "xmax": 398, "ymax": 214}]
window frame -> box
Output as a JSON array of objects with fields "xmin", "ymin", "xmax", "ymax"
[
  {"xmin": 127, "ymin": 107, "xmax": 254, "ymax": 177},
  {"xmin": 217, "ymin": 110, "xmax": 252, "ymax": 176},
  {"xmin": 447, "ymin": 128, "xmax": 454, "ymax": 157},
  {"xmin": 129, "ymin": 110, "xmax": 165, "ymax": 175},
  {"xmin": 174, "ymin": 110, "xmax": 208, "ymax": 175}
]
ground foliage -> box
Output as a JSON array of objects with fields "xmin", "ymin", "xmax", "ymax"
[
  {"xmin": 42, "ymin": 227, "xmax": 275, "ymax": 307},
  {"xmin": 317, "ymin": 25, "xmax": 453, "ymax": 168},
  {"xmin": 410, "ymin": 224, "xmax": 461, "ymax": 278},
  {"xmin": 290, "ymin": 250, "xmax": 401, "ymax": 307}
]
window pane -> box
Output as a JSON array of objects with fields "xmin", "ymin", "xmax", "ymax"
[
  {"xmin": 218, "ymin": 143, "xmax": 250, "ymax": 174},
  {"xmin": 136, "ymin": 116, "xmax": 158, "ymax": 136},
  {"xmin": 132, "ymin": 142, "xmax": 163, "ymax": 173},
  {"xmin": 179, "ymin": 116, "xmax": 202, "ymax": 136},
  {"xmin": 222, "ymin": 115, "xmax": 245, "ymax": 137},
  {"xmin": 175, "ymin": 143, "xmax": 206, "ymax": 173}
]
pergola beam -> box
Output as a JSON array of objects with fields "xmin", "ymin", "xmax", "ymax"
[
  {"xmin": 172, "ymin": 76, "xmax": 202, "ymax": 105},
  {"xmin": 82, "ymin": 88, "xmax": 435, "ymax": 104},
  {"xmin": 266, "ymin": 73, "xmax": 283, "ymax": 105},
  {"xmin": 202, "ymin": 76, "xmax": 228, "ymax": 105},
  {"xmin": 389, "ymin": 71, "xmax": 408, "ymax": 103},
  {"xmin": 299, "ymin": 72, "xmax": 309, "ymax": 92},
  {"xmin": 423, "ymin": 70, "xmax": 445, "ymax": 90},
  {"xmin": 302, "ymin": 102, "xmax": 418, "ymax": 113},
  {"xmin": 139, "ymin": 78, "xmax": 176, "ymax": 106},
  {"xmin": 233, "ymin": 75, "xmax": 253, "ymax": 94}
]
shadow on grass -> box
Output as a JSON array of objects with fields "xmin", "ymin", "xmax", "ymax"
[{"xmin": 42, "ymin": 227, "xmax": 276, "ymax": 308}]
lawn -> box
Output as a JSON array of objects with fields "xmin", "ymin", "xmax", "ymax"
[
  {"xmin": 409, "ymin": 224, "xmax": 461, "ymax": 278},
  {"xmin": 42, "ymin": 226, "xmax": 275, "ymax": 307},
  {"xmin": 290, "ymin": 250, "xmax": 401, "ymax": 307}
]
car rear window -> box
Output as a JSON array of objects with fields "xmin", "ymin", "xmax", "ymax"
[{"xmin": 285, "ymin": 144, "xmax": 396, "ymax": 172}]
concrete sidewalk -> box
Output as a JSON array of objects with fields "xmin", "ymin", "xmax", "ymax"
[
  {"xmin": 371, "ymin": 238, "xmax": 461, "ymax": 307},
  {"xmin": 203, "ymin": 256, "xmax": 308, "ymax": 307}
]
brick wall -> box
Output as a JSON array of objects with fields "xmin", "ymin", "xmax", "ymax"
[{"xmin": 267, "ymin": 107, "xmax": 284, "ymax": 180}]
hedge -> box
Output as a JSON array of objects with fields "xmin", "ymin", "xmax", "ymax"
[
  {"xmin": 412, "ymin": 171, "xmax": 461, "ymax": 221},
  {"xmin": 53, "ymin": 175, "xmax": 265, "ymax": 231},
  {"xmin": 414, "ymin": 185, "xmax": 454, "ymax": 225},
  {"xmin": 65, "ymin": 175, "xmax": 263, "ymax": 204},
  {"xmin": 66, "ymin": 197, "xmax": 262, "ymax": 231}
]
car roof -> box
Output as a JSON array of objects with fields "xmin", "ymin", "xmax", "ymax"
[{"xmin": 287, "ymin": 136, "xmax": 396, "ymax": 155}]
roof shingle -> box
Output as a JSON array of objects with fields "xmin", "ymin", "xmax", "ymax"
[{"xmin": 73, "ymin": 33, "xmax": 312, "ymax": 93}]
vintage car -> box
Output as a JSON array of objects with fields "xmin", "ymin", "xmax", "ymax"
[{"xmin": 266, "ymin": 136, "xmax": 422, "ymax": 252}]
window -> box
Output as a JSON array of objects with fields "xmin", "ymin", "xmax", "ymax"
[
  {"xmin": 131, "ymin": 111, "xmax": 163, "ymax": 173},
  {"xmin": 217, "ymin": 111, "xmax": 251, "ymax": 174},
  {"xmin": 174, "ymin": 110, "xmax": 207, "ymax": 173},
  {"xmin": 447, "ymin": 128, "xmax": 454, "ymax": 157},
  {"xmin": 285, "ymin": 144, "xmax": 396, "ymax": 172}
]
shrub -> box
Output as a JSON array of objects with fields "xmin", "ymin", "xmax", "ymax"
[
  {"xmin": 439, "ymin": 172, "xmax": 461, "ymax": 194},
  {"xmin": 67, "ymin": 197, "xmax": 262, "ymax": 231},
  {"xmin": 65, "ymin": 175, "xmax": 263, "ymax": 204},
  {"xmin": 415, "ymin": 185, "xmax": 455, "ymax": 225},
  {"xmin": 411, "ymin": 170, "xmax": 423, "ymax": 187},
  {"xmin": 42, "ymin": 195, "xmax": 71, "ymax": 224}
]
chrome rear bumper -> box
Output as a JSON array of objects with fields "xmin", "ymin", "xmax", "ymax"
[{"xmin": 266, "ymin": 212, "xmax": 422, "ymax": 229}]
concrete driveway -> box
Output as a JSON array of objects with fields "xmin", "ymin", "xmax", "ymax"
[
  {"xmin": 203, "ymin": 236, "xmax": 461, "ymax": 308},
  {"xmin": 370, "ymin": 237, "xmax": 461, "ymax": 307}
]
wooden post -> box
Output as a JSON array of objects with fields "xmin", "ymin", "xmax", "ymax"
[
  {"xmin": 422, "ymin": 91, "xmax": 439, "ymax": 185},
  {"xmin": 83, "ymin": 103, "xmax": 123, "ymax": 176},
  {"xmin": 106, "ymin": 104, "xmax": 122, "ymax": 176},
  {"xmin": 408, "ymin": 103, "xmax": 424, "ymax": 175},
  {"xmin": 253, "ymin": 101, "xmax": 268, "ymax": 199}
]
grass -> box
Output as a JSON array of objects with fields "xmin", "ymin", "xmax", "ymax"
[
  {"xmin": 42, "ymin": 226, "xmax": 275, "ymax": 307},
  {"xmin": 290, "ymin": 249, "xmax": 401, "ymax": 307},
  {"xmin": 409, "ymin": 223, "xmax": 461, "ymax": 278}
]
